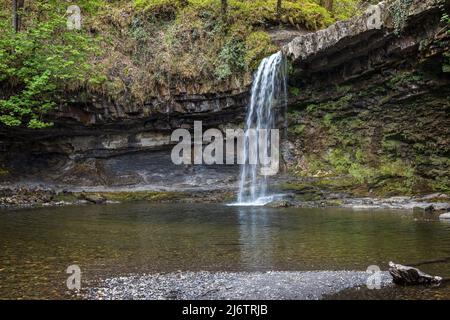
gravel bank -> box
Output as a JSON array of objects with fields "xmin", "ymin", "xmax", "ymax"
[{"xmin": 83, "ymin": 271, "xmax": 393, "ymax": 300}]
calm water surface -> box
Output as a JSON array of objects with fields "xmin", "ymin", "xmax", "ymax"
[{"xmin": 1, "ymin": 202, "xmax": 449, "ymax": 299}]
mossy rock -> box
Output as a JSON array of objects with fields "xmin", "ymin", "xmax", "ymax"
[{"xmin": 71, "ymin": 191, "xmax": 187, "ymax": 203}]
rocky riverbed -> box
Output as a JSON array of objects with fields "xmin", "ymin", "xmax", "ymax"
[
  {"xmin": 0, "ymin": 186, "xmax": 236, "ymax": 209},
  {"xmin": 269, "ymin": 194, "xmax": 450, "ymax": 211},
  {"xmin": 82, "ymin": 271, "xmax": 393, "ymax": 300},
  {"xmin": 1, "ymin": 184, "xmax": 449, "ymax": 214}
]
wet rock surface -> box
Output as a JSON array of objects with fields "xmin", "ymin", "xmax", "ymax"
[
  {"xmin": 439, "ymin": 212, "xmax": 450, "ymax": 219},
  {"xmin": 0, "ymin": 186, "xmax": 237, "ymax": 209},
  {"xmin": 79, "ymin": 193, "xmax": 107, "ymax": 205},
  {"xmin": 82, "ymin": 271, "xmax": 393, "ymax": 300},
  {"xmin": 0, "ymin": 187, "xmax": 79, "ymax": 208},
  {"xmin": 264, "ymin": 190, "xmax": 450, "ymax": 212},
  {"xmin": 339, "ymin": 197, "xmax": 450, "ymax": 211},
  {"xmin": 389, "ymin": 262, "xmax": 442, "ymax": 286}
]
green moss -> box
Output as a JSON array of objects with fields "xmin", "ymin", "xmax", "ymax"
[
  {"xmin": 245, "ymin": 31, "xmax": 277, "ymax": 70},
  {"xmin": 289, "ymin": 124, "xmax": 306, "ymax": 136},
  {"xmin": 389, "ymin": 0, "xmax": 414, "ymax": 35},
  {"xmin": 430, "ymin": 177, "xmax": 450, "ymax": 193},
  {"xmin": 306, "ymin": 104, "xmax": 318, "ymax": 113},
  {"xmin": 323, "ymin": 113, "xmax": 334, "ymax": 127},
  {"xmin": 279, "ymin": 182, "xmax": 313, "ymax": 192},
  {"xmin": 382, "ymin": 139, "xmax": 402, "ymax": 153},
  {"xmin": 294, "ymin": 193, "xmax": 323, "ymax": 202},
  {"xmin": 96, "ymin": 191, "xmax": 186, "ymax": 202},
  {"xmin": 330, "ymin": 0, "xmax": 364, "ymax": 21},
  {"xmin": 289, "ymin": 87, "xmax": 301, "ymax": 96},
  {"xmin": 312, "ymin": 176, "xmax": 358, "ymax": 190},
  {"xmin": 326, "ymin": 149, "xmax": 353, "ymax": 174},
  {"xmin": 324, "ymin": 199, "xmax": 345, "ymax": 207},
  {"xmin": 0, "ymin": 167, "xmax": 9, "ymax": 177},
  {"xmin": 53, "ymin": 193, "xmax": 80, "ymax": 203},
  {"xmin": 134, "ymin": 0, "xmax": 181, "ymax": 14},
  {"xmin": 54, "ymin": 191, "xmax": 186, "ymax": 203},
  {"xmin": 227, "ymin": 0, "xmax": 334, "ymax": 30},
  {"xmin": 387, "ymin": 71, "xmax": 423, "ymax": 88},
  {"xmin": 335, "ymin": 84, "xmax": 352, "ymax": 95}
]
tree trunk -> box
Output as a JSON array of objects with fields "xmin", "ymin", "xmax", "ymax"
[
  {"xmin": 276, "ymin": 0, "xmax": 282, "ymax": 21},
  {"xmin": 221, "ymin": 0, "xmax": 227, "ymax": 18},
  {"xmin": 12, "ymin": 0, "xmax": 18, "ymax": 32},
  {"xmin": 12, "ymin": 0, "xmax": 24, "ymax": 32},
  {"xmin": 320, "ymin": 0, "xmax": 333, "ymax": 12}
]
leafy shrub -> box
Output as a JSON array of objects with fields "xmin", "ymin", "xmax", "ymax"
[
  {"xmin": 389, "ymin": 0, "xmax": 414, "ymax": 35},
  {"xmin": 0, "ymin": 0, "xmax": 102, "ymax": 128}
]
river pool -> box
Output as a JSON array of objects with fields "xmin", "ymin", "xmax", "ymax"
[{"xmin": 1, "ymin": 202, "xmax": 449, "ymax": 299}]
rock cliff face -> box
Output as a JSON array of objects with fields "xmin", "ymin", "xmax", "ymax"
[
  {"xmin": 0, "ymin": 0, "xmax": 449, "ymax": 194},
  {"xmin": 0, "ymin": 88, "xmax": 248, "ymax": 189},
  {"xmin": 282, "ymin": 0, "xmax": 450, "ymax": 195}
]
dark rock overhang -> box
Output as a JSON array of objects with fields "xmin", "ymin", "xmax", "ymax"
[{"xmin": 283, "ymin": 0, "xmax": 447, "ymax": 81}]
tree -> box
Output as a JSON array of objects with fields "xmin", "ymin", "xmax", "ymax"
[
  {"xmin": 221, "ymin": 0, "xmax": 227, "ymax": 18},
  {"xmin": 1, "ymin": 1, "xmax": 102, "ymax": 128},
  {"xmin": 12, "ymin": 0, "xmax": 18, "ymax": 32},
  {"xmin": 276, "ymin": 0, "xmax": 282, "ymax": 21},
  {"xmin": 320, "ymin": 0, "xmax": 333, "ymax": 12},
  {"xmin": 12, "ymin": 0, "xmax": 24, "ymax": 32}
]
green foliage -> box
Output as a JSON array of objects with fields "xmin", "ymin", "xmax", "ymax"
[
  {"xmin": 134, "ymin": 0, "xmax": 336, "ymax": 30},
  {"xmin": 387, "ymin": 71, "xmax": 423, "ymax": 87},
  {"xmin": 389, "ymin": 0, "xmax": 414, "ymax": 35},
  {"xmin": 215, "ymin": 39, "xmax": 246, "ymax": 80},
  {"xmin": 294, "ymin": 145, "xmax": 416, "ymax": 191},
  {"xmin": 326, "ymin": 149, "xmax": 353, "ymax": 174},
  {"xmin": 323, "ymin": 113, "xmax": 334, "ymax": 127},
  {"xmin": 0, "ymin": 0, "xmax": 102, "ymax": 128},
  {"xmin": 134, "ymin": 0, "xmax": 181, "ymax": 14},
  {"xmin": 245, "ymin": 31, "xmax": 277, "ymax": 70},
  {"xmin": 431, "ymin": 176, "xmax": 450, "ymax": 193},
  {"xmin": 289, "ymin": 124, "xmax": 306, "ymax": 135},
  {"xmin": 325, "ymin": 148, "xmax": 414, "ymax": 188},
  {"xmin": 0, "ymin": 0, "xmax": 367, "ymax": 127},
  {"xmin": 326, "ymin": 0, "xmax": 363, "ymax": 20},
  {"xmin": 231, "ymin": 0, "xmax": 334, "ymax": 30},
  {"xmin": 289, "ymin": 86, "xmax": 301, "ymax": 96}
]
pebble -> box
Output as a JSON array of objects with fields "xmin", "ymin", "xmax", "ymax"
[{"xmin": 81, "ymin": 271, "xmax": 392, "ymax": 300}]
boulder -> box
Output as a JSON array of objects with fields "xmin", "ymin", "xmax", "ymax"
[
  {"xmin": 266, "ymin": 200, "xmax": 292, "ymax": 208},
  {"xmin": 388, "ymin": 262, "xmax": 442, "ymax": 286},
  {"xmin": 79, "ymin": 193, "xmax": 107, "ymax": 204},
  {"xmin": 433, "ymin": 203, "xmax": 450, "ymax": 211}
]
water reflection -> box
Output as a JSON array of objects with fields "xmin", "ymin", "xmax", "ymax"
[
  {"xmin": 1, "ymin": 203, "xmax": 450, "ymax": 299},
  {"xmin": 238, "ymin": 207, "xmax": 274, "ymax": 270}
]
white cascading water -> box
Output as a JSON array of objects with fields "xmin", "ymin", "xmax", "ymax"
[{"xmin": 235, "ymin": 51, "xmax": 287, "ymax": 206}]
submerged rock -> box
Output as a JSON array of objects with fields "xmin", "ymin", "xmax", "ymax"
[{"xmin": 439, "ymin": 212, "xmax": 450, "ymax": 220}]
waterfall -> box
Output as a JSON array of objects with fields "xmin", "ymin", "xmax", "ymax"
[{"xmin": 235, "ymin": 51, "xmax": 287, "ymax": 206}]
